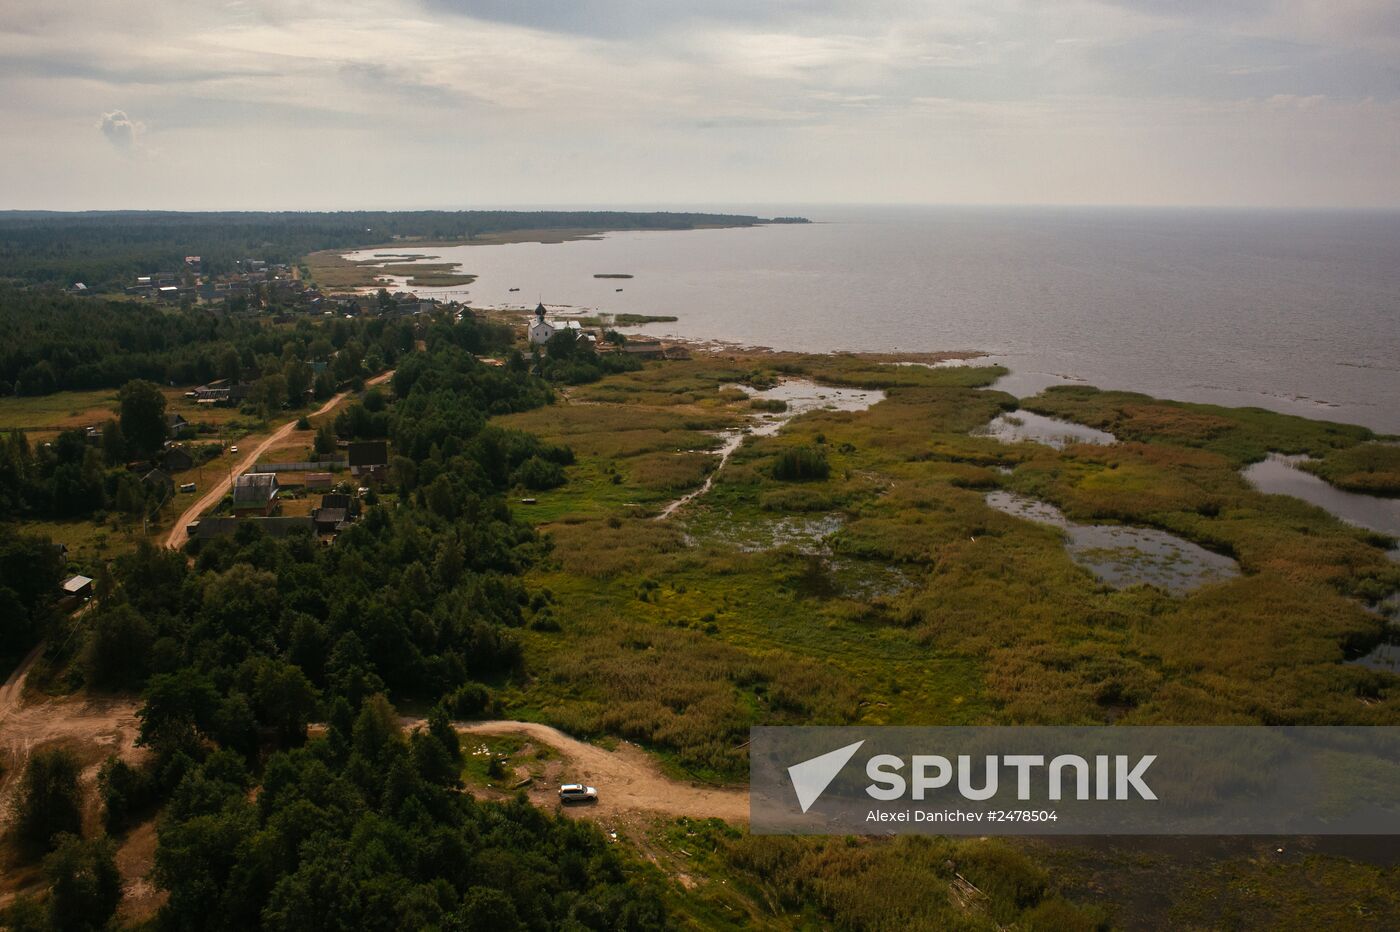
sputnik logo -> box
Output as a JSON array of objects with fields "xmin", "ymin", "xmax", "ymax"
[{"xmin": 787, "ymin": 740, "xmax": 865, "ymax": 813}]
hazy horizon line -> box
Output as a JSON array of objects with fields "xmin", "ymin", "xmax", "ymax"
[{"xmin": 7, "ymin": 202, "xmax": 1400, "ymax": 216}]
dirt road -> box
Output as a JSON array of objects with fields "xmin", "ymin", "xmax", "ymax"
[
  {"xmin": 0, "ymin": 641, "xmax": 143, "ymax": 835},
  {"xmin": 164, "ymin": 370, "xmax": 394, "ymax": 550},
  {"xmin": 0, "ymin": 643, "xmax": 45, "ymax": 723},
  {"xmin": 451, "ymin": 720, "xmax": 749, "ymax": 823}
]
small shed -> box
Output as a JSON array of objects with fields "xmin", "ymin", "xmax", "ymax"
[
  {"xmin": 313, "ymin": 507, "xmax": 348, "ymax": 534},
  {"xmin": 61, "ymin": 575, "xmax": 94, "ymax": 600}
]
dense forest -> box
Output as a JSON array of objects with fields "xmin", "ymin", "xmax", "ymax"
[
  {"xmin": 0, "ymin": 287, "xmax": 418, "ymax": 398},
  {"xmin": 2, "ymin": 311, "xmax": 673, "ymax": 928},
  {"xmin": 0, "ymin": 210, "xmax": 770, "ymax": 287}
]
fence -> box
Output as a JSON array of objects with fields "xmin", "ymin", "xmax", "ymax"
[{"xmin": 254, "ymin": 461, "xmax": 349, "ymax": 471}]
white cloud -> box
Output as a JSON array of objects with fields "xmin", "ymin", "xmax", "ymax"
[{"xmin": 98, "ymin": 109, "xmax": 138, "ymax": 150}]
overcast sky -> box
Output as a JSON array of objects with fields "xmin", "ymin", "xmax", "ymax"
[{"xmin": 3, "ymin": 0, "xmax": 1399, "ymax": 210}]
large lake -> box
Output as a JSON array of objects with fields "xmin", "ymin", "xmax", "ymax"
[{"xmin": 345, "ymin": 207, "xmax": 1400, "ymax": 432}]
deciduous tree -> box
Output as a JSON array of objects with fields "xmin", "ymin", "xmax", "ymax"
[{"xmin": 118, "ymin": 379, "xmax": 167, "ymax": 457}]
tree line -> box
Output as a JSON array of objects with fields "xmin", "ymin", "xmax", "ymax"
[{"xmin": 0, "ymin": 286, "xmax": 415, "ymax": 398}]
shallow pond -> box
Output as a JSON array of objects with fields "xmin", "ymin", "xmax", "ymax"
[
  {"xmin": 985, "ymin": 491, "xmax": 1239, "ymax": 594},
  {"xmin": 978, "ymin": 411, "xmax": 1117, "ymax": 449},
  {"xmin": 1354, "ymin": 642, "xmax": 1400, "ymax": 674},
  {"xmin": 694, "ymin": 512, "xmax": 845, "ymax": 554},
  {"xmin": 828, "ymin": 557, "xmax": 921, "ymax": 601},
  {"xmin": 1243, "ymin": 453, "xmax": 1400, "ymax": 539},
  {"xmin": 1347, "ymin": 594, "xmax": 1400, "ymax": 675}
]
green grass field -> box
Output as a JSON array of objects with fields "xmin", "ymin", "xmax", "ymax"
[{"xmin": 0, "ymin": 388, "xmax": 120, "ymax": 431}]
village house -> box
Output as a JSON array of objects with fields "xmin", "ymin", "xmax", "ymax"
[
  {"xmin": 193, "ymin": 379, "xmax": 253, "ymax": 406},
  {"xmin": 319, "ymin": 492, "xmax": 359, "ymax": 518},
  {"xmin": 312, "ymin": 505, "xmax": 349, "ymax": 534},
  {"xmin": 142, "ymin": 467, "xmax": 174, "ymax": 499},
  {"xmin": 232, "ymin": 472, "xmax": 279, "ymax": 515},
  {"xmin": 167, "ymin": 412, "xmax": 191, "ymax": 438},
  {"xmin": 162, "ymin": 445, "xmax": 195, "ymax": 472},
  {"xmin": 348, "ymin": 441, "xmax": 388, "ymax": 478},
  {"xmin": 619, "ymin": 338, "xmax": 666, "ymax": 359}
]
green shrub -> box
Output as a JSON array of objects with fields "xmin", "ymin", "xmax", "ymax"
[
  {"xmin": 44, "ymin": 834, "xmax": 122, "ymax": 932},
  {"xmin": 81, "ymin": 605, "xmax": 154, "ymax": 690},
  {"xmin": 772, "ymin": 445, "xmax": 830, "ymax": 482},
  {"xmin": 511, "ymin": 455, "xmax": 566, "ymax": 490},
  {"xmin": 15, "ymin": 748, "xmax": 83, "ymax": 856},
  {"xmin": 446, "ymin": 682, "xmax": 497, "ymax": 719},
  {"xmin": 749, "ymin": 398, "xmax": 788, "ymax": 413},
  {"xmin": 98, "ymin": 757, "xmax": 156, "ymax": 834}
]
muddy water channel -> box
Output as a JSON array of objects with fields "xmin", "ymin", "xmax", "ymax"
[
  {"xmin": 741, "ymin": 379, "xmax": 886, "ymax": 438},
  {"xmin": 654, "ymin": 379, "xmax": 884, "ymax": 520},
  {"xmin": 985, "ymin": 491, "xmax": 1239, "ymax": 594}
]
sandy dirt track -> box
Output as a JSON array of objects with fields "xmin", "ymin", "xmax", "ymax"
[
  {"xmin": 443, "ymin": 720, "xmax": 749, "ymax": 823},
  {"xmin": 0, "ymin": 645, "xmax": 143, "ymax": 830},
  {"xmin": 164, "ymin": 369, "xmax": 394, "ymax": 550}
]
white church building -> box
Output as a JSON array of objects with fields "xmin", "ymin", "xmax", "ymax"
[
  {"xmin": 528, "ymin": 303, "xmax": 592, "ymax": 347},
  {"xmin": 528, "ymin": 303, "xmax": 556, "ymax": 345}
]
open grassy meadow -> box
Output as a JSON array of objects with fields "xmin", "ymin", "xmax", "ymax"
[{"xmin": 0, "ymin": 388, "xmax": 122, "ymax": 431}]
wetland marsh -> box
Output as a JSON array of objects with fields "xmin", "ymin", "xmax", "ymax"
[{"xmin": 491, "ymin": 351, "xmax": 1399, "ymax": 787}]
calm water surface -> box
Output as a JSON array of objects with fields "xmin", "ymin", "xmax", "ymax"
[
  {"xmin": 984, "ymin": 491, "xmax": 1239, "ymax": 594},
  {"xmin": 978, "ymin": 411, "xmax": 1118, "ymax": 449},
  {"xmin": 1243, "ymin": 453, "xmax": 1400, "ymax": 539},
  {"xmin": 347, "ymin": 207, "xmax": 1400, "ymax": 431}
]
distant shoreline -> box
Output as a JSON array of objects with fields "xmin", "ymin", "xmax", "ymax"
[{"xmin": 311, "ymin": 220, "xmax": 786, "ymax": 292}]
